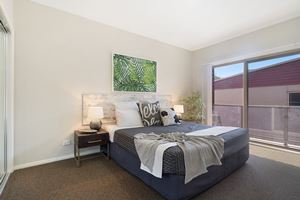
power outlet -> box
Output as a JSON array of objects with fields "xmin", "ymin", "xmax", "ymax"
[{"xmin": 63, "ymin": 139, "xmax": 72, "ymax": 146}]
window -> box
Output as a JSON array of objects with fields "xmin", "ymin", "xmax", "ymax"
[{"xmin": 289, "ymin": 93, "xmax": 300, "ymax": 106}]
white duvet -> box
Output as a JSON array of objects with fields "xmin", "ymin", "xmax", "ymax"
[{"xmin": 102, "ymin": 124, "xmax": 143, "ymax": 142}]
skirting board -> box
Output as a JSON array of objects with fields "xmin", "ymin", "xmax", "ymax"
[
  {"xmin": 0, "ymin": 173, "xmax": 10, "ymax": 195},
  {"xmin": 14, "ymin": 149, "xmax": 99, "ymax": 171}
]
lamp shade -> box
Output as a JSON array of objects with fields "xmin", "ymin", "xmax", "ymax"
[
  {"xmin": 87, "ymin": 106, "xmax": 104, "ymax": 121},
  {"xmin": 174, "ymin": 105, "xmax": 184, "ymax": 114}
]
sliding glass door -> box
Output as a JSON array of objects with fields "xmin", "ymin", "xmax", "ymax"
[
  {"xmin": 212, "ymin": 52, "xmax": 300, "ymax": 150},
  {"xmin": 0, "ymin": 23, "xmax": 6, "ymax": 183},
  {"xmin": 248, "ymin": 53, "xmax": 300, "ymax": 148}
]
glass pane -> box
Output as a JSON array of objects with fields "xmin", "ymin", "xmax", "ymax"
[
  {"xmin": 248, "ymin": 53, "xmax": 300, "ymax": 148},
  {"xmin": 0, "ymin": 27, "xmax": 5, "ymax": 181},
  {"xmin": 248, "ymin": 107, "xmax": 285, "ymax": 143},
  {"xmin": 248, "ymin": 53, "xmax": 300, "ymax": 71},
  {"xmin": 213, "ymin": 63, "xmax": 244, "ymax": 127},
  {"xmin": 288, "ymin": 107, "xmax": 300, "ymax": 147},
  {"xmin": 289, "ymin": 93, "xmax": 300, "ymax": 106}
]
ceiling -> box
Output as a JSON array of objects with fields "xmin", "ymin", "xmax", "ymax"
[{"xmin": 31, "ymin": 0, "xmax": 300, "ymax": 51}]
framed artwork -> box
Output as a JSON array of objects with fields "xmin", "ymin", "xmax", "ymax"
[{"xmin": 112, "ymin": 53, "xmax": 157, "ymax": 92}]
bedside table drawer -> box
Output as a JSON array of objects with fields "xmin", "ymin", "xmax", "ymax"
[{"xmin": 78, "ymin": 134, "xmax": 108, "ymax": 148}]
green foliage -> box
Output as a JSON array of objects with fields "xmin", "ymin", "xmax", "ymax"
[
  {"xmin": 113, "ymin": 54, "xmax": 156, "ymax": 92},
  {"xmin": 180, "ymin": 92, "xmax": 206, "ymax": 123}
]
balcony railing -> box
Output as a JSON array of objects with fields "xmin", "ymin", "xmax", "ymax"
[{"xmin": 213, "ymin": 104, "xmax": 300, "ymax": 149}]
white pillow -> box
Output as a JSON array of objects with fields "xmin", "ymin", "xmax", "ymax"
[
  {"xmin": 116, "ymin": 109, "xmax": 143, "ymax": 127},
  {"xmin": 115, "ymin": 101, "xmax": 139, "ymax": 111}
]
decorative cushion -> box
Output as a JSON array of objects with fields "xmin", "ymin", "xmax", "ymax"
[
  {"xmin": 160, "ymin": 108, "xmax": 181, "ymax": 126},
  {"xmin": 138, "ymin": 101, "xmax": 162, "ymax": 126}
]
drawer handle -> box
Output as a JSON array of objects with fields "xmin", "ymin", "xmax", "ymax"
[{"xmin": 88, "ymin": 140, "xmax": 102, "ymax": 144}]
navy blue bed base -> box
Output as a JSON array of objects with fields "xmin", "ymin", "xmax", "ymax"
[{"xmin": 110, "ymin": 142, "xmax": 249, "ymax": 200}]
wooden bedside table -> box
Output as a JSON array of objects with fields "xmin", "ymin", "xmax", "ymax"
[{"xmin": 74, "ymin": 129, "xmax": 110, "ymax": 167}]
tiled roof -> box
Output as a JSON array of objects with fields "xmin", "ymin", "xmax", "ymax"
[{"xmin": 214, "ymin": 58, "xmax": 300, "ymax": 89}]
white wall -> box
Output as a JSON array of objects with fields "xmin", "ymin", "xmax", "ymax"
[
  {"xmin": 14, "ymin": 0, "xmax": 193, "ymax": 167},
  {"xmin": 192, "ymin": 17, "xmax": 300, "ymax": 124},
  {"xmin": 0, "ymin": 0, "xmax": 13, "ymax": 26}
]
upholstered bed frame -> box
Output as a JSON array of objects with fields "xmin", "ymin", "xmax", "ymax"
[{"xmin": 110, "ymin": 141, "xmax": 249, "ymax": 200}]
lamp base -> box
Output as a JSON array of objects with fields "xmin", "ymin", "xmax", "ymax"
[{"xmin": 89, "ymin": 120, "xmax": 102, "ymax": 131}]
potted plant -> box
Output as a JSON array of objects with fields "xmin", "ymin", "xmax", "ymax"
[{"xmin": 180, "ymin": 92, "xmax": 206, "ymax": 124}]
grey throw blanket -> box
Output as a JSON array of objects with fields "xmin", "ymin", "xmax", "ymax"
[{"xmin": 134, "ymin": 132, "xmax": 224, "ymax": 183}]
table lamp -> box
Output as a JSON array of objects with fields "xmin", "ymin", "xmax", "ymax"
[
  {"xmin": 87, "ymin": 106, "xmax": 104, "ymax": 130},
  {"xmin": 174, "ymin": 105, "xmax": 184, "ymax": 120}
]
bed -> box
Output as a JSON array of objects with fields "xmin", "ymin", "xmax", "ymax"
[{"xmin": 104, "ymin": 122, "xmax": 249, "ymax": 200}]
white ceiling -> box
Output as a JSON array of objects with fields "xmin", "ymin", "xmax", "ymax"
[{"xmin": 31, "ymin": 0, "xmax": 300, "ymax": 50}]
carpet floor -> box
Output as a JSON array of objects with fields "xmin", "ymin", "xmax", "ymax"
[{"xmin": 1, "ymin": 155, "xmax": 300, "ymax": 200}]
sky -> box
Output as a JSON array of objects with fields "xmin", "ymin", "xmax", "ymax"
[{"xmin": 214, "ymin": 53, "xmax": 300, "ymax": 79}]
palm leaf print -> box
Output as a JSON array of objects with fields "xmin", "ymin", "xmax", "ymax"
[{"xmin": 113, "ymin": 54, "xmax": 156, "ymax": 92}]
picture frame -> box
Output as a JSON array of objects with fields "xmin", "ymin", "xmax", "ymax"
[{"xmin": 112, "ymin": 53, "xmax": 157, "ymax": 92}]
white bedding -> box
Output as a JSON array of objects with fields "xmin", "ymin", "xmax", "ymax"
[
  {"xmin": 102, "ymin": 124, "xmax": 143, "ymax": 142},
  {"xmin": 103, "ymin": 124, "xmax": 239, "ymax": 143},
  {"xmin": 186, "ymin": 126, "xmax": 239, "ymax": 136}
]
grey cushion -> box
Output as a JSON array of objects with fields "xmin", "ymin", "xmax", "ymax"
[{"xmin": 138, "ymin": 101, "xmax": 162, "ymax": 126}]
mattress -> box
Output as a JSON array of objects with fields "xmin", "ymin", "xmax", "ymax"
[{"xmin": 113, "ymin": 122, "xmax": 249, "ymax": 175}]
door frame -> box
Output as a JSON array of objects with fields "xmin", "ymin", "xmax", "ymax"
[{"xmin": 0, "ymin": 20, "xmax": 7, "ymax": 185}]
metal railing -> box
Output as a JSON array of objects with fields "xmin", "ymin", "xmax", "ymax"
[{"xmin": 213, "ymin": 104, "xmax": 300, "ymax": 149}]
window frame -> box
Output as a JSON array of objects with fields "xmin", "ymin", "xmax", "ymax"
[{"xmin": 288, "ymin": 91, "xmax": 300, "ymax": 107}]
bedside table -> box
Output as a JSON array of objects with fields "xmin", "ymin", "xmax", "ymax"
[{"xmin": 74, "ymin": 129, "xmax": 110, "ymax": 167}]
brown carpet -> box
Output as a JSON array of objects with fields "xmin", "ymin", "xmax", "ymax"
[{"xmin": 1, "ymin": 155, "xmax": 300, "ymax": 200}]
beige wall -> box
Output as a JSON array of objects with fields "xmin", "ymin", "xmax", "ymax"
[
  {"xmin": 192, "ymin": 16, "xmax": 300, "ymax": 72},
  {"xmin": 14, "ymin": 0, "xmax": 193, "ymax": 167},
  {"xmin": 192, "ymin": 17, "xmax": 300, "ymax": 123},
  {"xmin": 215, "ymin": 84, "xmax": 300, "ymax": 106},
  {"xmin": 214, "ymin": 88, "xmax": 243, "ymax": 106}
]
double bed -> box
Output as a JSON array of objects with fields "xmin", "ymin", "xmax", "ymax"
[{"xmin": 104, "ymin": 121, "xmax": 249, "ymax": 200}]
